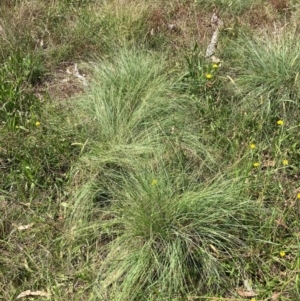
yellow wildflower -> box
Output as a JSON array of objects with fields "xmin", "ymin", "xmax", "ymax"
[
  {"xmin": 212, "ymin": 63, "xmax": 219, "ymax": 69},
  {"xmin": 249, "ymin": 143, "xmax": 256, "ymax": 149},
  {"xmin": 253, "ymin": 162, "xmax": 260, "ymax": 167},
  {"xmin": 279, "ymin": 251, "xmax": 286, "ymax": 258},
  {"xmin": 151, "ymin": 179, "xmax": 158, "ymax": 186},
  {"xmin": 297, "ymin": 193, "xmax": 300, "ymax": 199},
  {"xmin": 205, "ymin": 73, "xmax": 212, "ymax": 79},
  {"xmin": 277, "ymin": 120, "xmax": 284, "ymax": 125},
  {"xmin": 35, "ymin": 121, "xmax": 41, "ymax": 127},
  {"xmin": 250, "ymin": 299, "xmax": 257, "ymax": 301},
  {"xmin": 282, "ymin": 159, "xmax": 288, "ymax": 165}
]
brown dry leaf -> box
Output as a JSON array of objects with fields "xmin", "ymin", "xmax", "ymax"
[
  {"xmin": 16, "ymin": 223, "xmax": 34, "ymax": 231},
  {"xmin": 16, "ymin": 290, "xmax": 51, "ymax": 299},
  {"xmin": 271, "ymin": 292, "xmax": 281, "ymax": 300},
  {"xmin": 237, "ymin": 289, "xmax": 258, "ymax": 297}
]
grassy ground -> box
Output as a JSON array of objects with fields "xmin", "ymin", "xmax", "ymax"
[{"xmin": 1, "ymin": 0, "xmax": 300, "ymax": 300}]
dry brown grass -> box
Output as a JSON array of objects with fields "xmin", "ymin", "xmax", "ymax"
[
  {"xmin": 145, "ymin": 1, "xmax": 214, "ymax": 54},
  {"xmin": 269, "ymin": 0, "xmax": 290, "ymax": 13},
  {"xmin": 240, "ymin": 3, "xmax": 279, "ymax": 28}
]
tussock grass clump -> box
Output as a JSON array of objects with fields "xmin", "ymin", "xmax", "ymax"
[
  {"xmin": 234, "ymin": 28, "xmax": 300, "ymax": 113},
  {"xmin": 74, "ymin": 50, "xmax": 172, "ymax": 160},
  {"xmin": 92, "ymin": 168, "xmax": 273, "ymax": 300},
  {"xmin": 71, "ymin": 48, "xmax": 220, "ymax": 174}
]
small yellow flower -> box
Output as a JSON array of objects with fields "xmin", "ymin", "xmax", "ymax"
[
  {"xmin": 282, "ymin": 159, "xmax": 289, "ymax": 165},
  {"xmin": 15, "ymin": 125, "xmax": 19, "ymax": 129},
  {"xmin": 253, "ymin": 162, "xmax": 260, "ymax": 167},
  {"xmin": 35, "ymin": 121, "xmax": 41, "ymax": 127},
  {"xmin": 277, "ymin": 120, "xmax": 284, "ymax": 125},
  {"xmin": 205, "ymin": 73, "xmax": 212, "ymax": 79},
  {"xmin": 297, "ymin": 193, "xmax": 300, "ymax": 199},
  {"xmin": 212, "ymin": 63, "xmax": 219, "ymax": 69},
  {"xmin": 151, "ymin": 179, "xmax": 158, "ymax": 186},
  {"xmin": 250, "ymin": 299, "xmax": 257, "ymax": 301},
  {"xmin": 249, "ymin": 143, "xmax": 256, "ymax": 149},
  {"xmin": 279, "ymin": 251, "xmax": 286, "ymax": 257}
]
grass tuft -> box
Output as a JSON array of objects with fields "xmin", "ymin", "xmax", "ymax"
[
  {"xmin": 93, "ymin": 168, "xmax": 275, "ymax": 300},
  {"xmin": 234, "ymin": 28, "xmax": 300, "ymax": 111}
]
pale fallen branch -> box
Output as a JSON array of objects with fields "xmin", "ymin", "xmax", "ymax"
[{"xmin": 206, "ymin": 11, "xmax": 223, "ymax": 63}]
